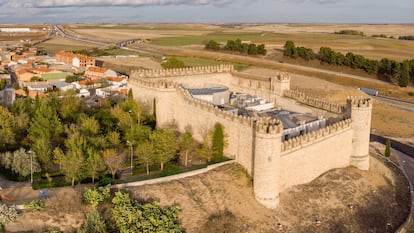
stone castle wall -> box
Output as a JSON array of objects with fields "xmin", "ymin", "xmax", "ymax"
[
  {"xmin": 284, "ymin": 89, "xmax": 346, "ymax": 114},
  {"xmin": 128, "ymin": 78, "xmax": 256, "ymax": 173},
  {"xmin": 131, "ymin": 64, "xmax": 234, "ymax": 78},
  {"xmin": 128, "ymin": 65, "xmax": 371, "ymax": 208},
  {"xmin": 279, "ymin": 118, "xmax": 353, "ymax": 192}
]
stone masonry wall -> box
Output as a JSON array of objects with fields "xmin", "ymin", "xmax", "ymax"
[
  {"xmin": 284, "ymin": 89, "xmax": 346, "ymax": 114},
  {"xmin": 128, "ymin": 66, "xmax": 366, "ymax": 206},
  {"xmin": 279, "ymin": 122, "xmax": 353, "ymax": 192}
]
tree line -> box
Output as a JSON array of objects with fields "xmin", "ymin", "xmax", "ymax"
[
  {"xmin": 334, "ymin": 30, "xmax": 364, "ymax": 36},
  {"xmin": 0, "ymin": 90, "xmax": 227, "ymax": 187},
  {"xmin": 283, "ymin": 40, "xmax": 414, "ymax": 87},
  {"xmin": 205, "ymin": 39, "xmax": 267, "ymax": 55},
  {"xmin": 399, "ymin": 35, "xmax": 414, "ymax": 41}
]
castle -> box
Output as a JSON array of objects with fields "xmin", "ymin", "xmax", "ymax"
[{"xmin": 128, "ymin": 64, "xmax": 372, "ymax": 209}]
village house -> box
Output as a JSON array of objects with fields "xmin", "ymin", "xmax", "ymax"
[
  {"xmin": 56, "ymin": 51, "xmax": 95, "ymax": 68},
  {"xmin": 84, "ymin": 66, "xmax": 118, "ymax": 80}
]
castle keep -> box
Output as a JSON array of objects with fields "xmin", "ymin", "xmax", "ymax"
[{"xmin": 128, "ymin": 65, "xmax": 372, "ymax": 208}]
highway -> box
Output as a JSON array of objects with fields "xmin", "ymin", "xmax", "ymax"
[
  {"xmin": 51, "ymin": 25, "xmax": 161, "ymax": 56},
  {"xmin": 51, "ymin": 24, "xmax": 414, "ymax": 110}
]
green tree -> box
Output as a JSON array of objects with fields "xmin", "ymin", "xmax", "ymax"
[
  {"xmin": 79, "ymin": 115, "xmax": 100, "ymax": 136},
  {"xmin": 247, "ymin": 44, "xmax": 258, "ymax": 55},
  {"xmin": 28, "ymin": 101, "xmax": 63, "ymax": 168},
  {"xmin": 54, "ymin": 147, "xmax": 85, "ymax": 187},
  {"xmin": 199, "ymin": 136, "xmax": 214, "ymax": 163},
  {"xmin": 85, "ymin": 148, "xmax": 105, "ymax": 184},
  {"xmin": 211, "ymin": 123, "xmax": 227, "ymax": 160},
  {"xmin": 161, "ymin": 57, "xmax": 186, "ymax": 69},
  {"xmin": 83, "ymin": 187, "xmax": 110, "ymax": 208},
  {"xmin": 399, "ymin": 61, "xmax": 410, "ymax": 87},
  {"xmin": 78, "ymin": 209, "xmax": 107, "ymax": 233},
  {"xmin": 136, "ymin": 141, "xmax": 154, "ymax": 175},
  {"xmin": 179, "ymin": 131, "xmax": 194, "ymax": 167},
  {"xmin": 59, "ymin": 93, "xmax": 82, "ymax": 123},
  {"xmin": 127, "ymin": 88, "xmax": 133, "ymax": 100},
  {"xmin": 54, "ymin": 127, "xmax": 86, "ymax": 186},
  {"xmin": 11, "ymin": 148, "xmax": 41, "ymax": 177},
  {"xmin": 205, "ymin": 40, "xmax": 221, "ymax": 50},
  {"xmin": 257, "ymin": 44, "xmax": 267, "ymax": 55},
  {"xmin": 111, "ymin": 191, "xmax": 183, "ymax": 233},
  {"xmin": 283, "ymin": 41, "xmax": 297, "ymax": 58},
  {"xmin": 106, "ymin": 131, "xmax": 121, "ymax": 148},
  {"xmin": 385, "ymin": 139, "xmax": 391, "ymax": 157},
  {"xmin": 0, "ymin": 151, "xmax": 13, "ymax": 170},
  {"xmin": 103, "ymin": 148, "xmax": 125, "ymax": 179},
  {"xmin": 110, "ymin": 106, "xmax": 133, "ymax": 130},
  {"xmin": 124, "ymin": 124, "xmax": 152, "ymax": 147},
  {"xmin": 151, "ymin": 129, "xmax": 177, "ymax": 171},
  {"xmin": 0, "ymin": 106, "xmax": 16, "ymax": 150}
]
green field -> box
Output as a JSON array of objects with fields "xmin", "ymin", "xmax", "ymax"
[{"xmin": 151, "ymin": 31, "xmax": 414, "ymax": 61}]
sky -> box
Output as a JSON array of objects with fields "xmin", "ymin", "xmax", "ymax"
[{"xmin": 0, "ymin": 0, "xmax": 413, "ymax": 24}]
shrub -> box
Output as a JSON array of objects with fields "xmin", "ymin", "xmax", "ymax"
[
  {"xmin": 0, "ymin": 203, "xmax": 17, "ymax": 225},
  {"xmin": 43, "ymin": 228, "xmax": 61, "ymax": 233},
  {"xmin": 97, "ymin": 176, "xmax": 113, "ymax": 187},
  {"xmin": 77, "ymin": 209, "xmax": 106, "ymax": 233},
  {"xmin": 83, "ymin": 187, "xmax": 110, "ymax": 208},
  {"xmin": 24, "ymin": 199, "xmax": 44, "ymax": 211}
]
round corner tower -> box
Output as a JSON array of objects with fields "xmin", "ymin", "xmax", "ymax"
[
  {"xmin": 155, "ymin": 81, "xmax": 178, "ymax": 128},
  {"xmin": 347, "ymin": 97, "xmax": 372, "ymax": 170},
  {"xmin": 253, "ymin": 118, "xmax": 283, "ymax": 209}
]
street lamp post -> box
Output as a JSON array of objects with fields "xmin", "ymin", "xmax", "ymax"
[
  {"xmin": 28, "ymin": 150, "xmax": 33, "ymax": 183},
  {"xmin": 127, "ymin": 141, "xmax": 133, "ymax": 175}
]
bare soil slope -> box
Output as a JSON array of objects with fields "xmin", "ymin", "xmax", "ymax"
[{"xmin": 129, "ymin": 161, "xmax": 408, "ymax": 233}]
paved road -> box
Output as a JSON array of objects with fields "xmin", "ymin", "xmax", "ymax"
[
  {"xmin": 53, "ymin": 24, "xmax": 414, "ymax": 110},
  {"xmin": 53, "ymin": 23, "xmax": 414, "ymax": 92},
  {"xmin": 399, "ymin": 151, "xmax": 414, "ymax": 185}
]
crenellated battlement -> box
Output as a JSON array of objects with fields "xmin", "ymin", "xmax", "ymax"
[
  {"xmin": 129, "ymin": 77, "xmax": 177, "ymax": 89},
  {"xmin": 281, "ymin": 118, "xmax": 352, "ymax": 153},
  {"xmin": 347, "ymin": 96, "xmax": 372, "ymax": 108},
  {"xmin": 284, "ymin": 89, "xmax": 346, "ymax": 114},
  {"xmin": 176, "ymin": 86, "xmax": 254, "ymax": 127},
  {"xmin": 275, "ymin": 72, "xmax": 290, "ymax": 81},
  {"xmin": 130, "ymin": 64, "xmax": 234, "ymax": 79},
  {"xmin": 255, "ymin": 117, "xmax": 284, "ymax": 134}
]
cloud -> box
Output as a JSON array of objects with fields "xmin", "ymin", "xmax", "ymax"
[{"xmin": 2, "ymin": 0, "xmax": 237, "ymax": 8}]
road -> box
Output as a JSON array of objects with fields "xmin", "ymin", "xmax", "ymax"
[
  {"xmin": 52, "ymin": 25, "xmax": 161, "ymax": 56},
  {"xmin": 136, "ymin": 43, "xmax": 414, "ymax": 91},
  {"xmin": 52, "ymin": 24, "xmax": 414, "ymax": 110}
]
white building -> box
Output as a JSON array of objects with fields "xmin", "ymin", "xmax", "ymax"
[{"xmin": 0, "ymin": 28, "xmax": 30, "ymax": 33}]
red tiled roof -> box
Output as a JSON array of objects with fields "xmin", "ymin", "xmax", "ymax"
[
  {"xmin": 105, "ymin": 77, "xmax": 125, "ymax": 82},
  {"xmin": 32, "ymin": 67, "xmax": 52, "ymax": 73},
  {"xmin": 28, "ymin": 91, "xmax": 46, "ymax": 99},
  {"xmin": 14, "ymin": 89, "xmax": 26, "ymax": 96},
  {"xmin": 78, "ymin": 80, "xmax": 97, "ymax": 85},
  {"xmin": 87, "ymin": 66, "xmax": 108, "ymax": 73}
]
